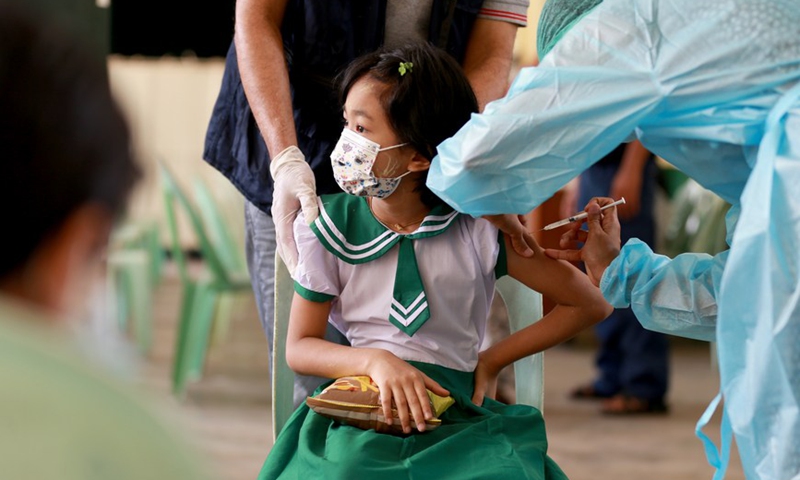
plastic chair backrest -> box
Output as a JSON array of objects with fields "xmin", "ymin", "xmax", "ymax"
[
  {"xmin": 160, "ymin": 164, "xmax": 234, "ymax": 286},
  {"xmin": 192, "ymin": 178, "xmax": 246, "ymax": 275},
  {"xmin": 272, "ymin": 252, "xmax": 295, "ymax": 439},
  {"xmin": 495, "ymin": 275, "xmax": 545, "ymax": 411},
  {"xmin": 271, "ymin": 253, "xmax": 545, "ymax": 440}
]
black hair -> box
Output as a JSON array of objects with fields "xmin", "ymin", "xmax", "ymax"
[
  {"xmin": 0, "ymin": 3, "xmax": 140, "ymax": 277},
  {"xmin": 338, "ymin": 42, "xmax": 479, "ymax": 208}
]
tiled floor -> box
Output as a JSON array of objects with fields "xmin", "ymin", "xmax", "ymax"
[{"xmin": 137, "ymin": 264, "xmax": 745, "ymax": 480}]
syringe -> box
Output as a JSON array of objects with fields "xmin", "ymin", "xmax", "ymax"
[{"xmin": 542, "ymin": 198, "xmax": 626, "ymax": 231}]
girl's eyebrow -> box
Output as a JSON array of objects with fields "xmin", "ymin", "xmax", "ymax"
[{"xmin": 347, "ymin": 108, "xmax": 373, "ymax": 121}]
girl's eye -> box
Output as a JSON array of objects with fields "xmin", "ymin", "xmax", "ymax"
[{"xmin": 356, "ymin": 125, "xmax": 365, "ymax": 133}]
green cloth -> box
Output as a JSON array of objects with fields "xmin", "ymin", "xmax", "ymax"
[
  {"xmin": 0, "ymin": 295, "xmax": 206, "ymax": 480},
  {"xmin": 536, "ymin": 0, "xmax": 603, "ymax": 59},
  {"xmin": 260, "ymin": 362, "xmax": 567, "ymax": 480},
  {"xmin": 294, "ymin": 281, "xmax": 335, "ymax": 302}
]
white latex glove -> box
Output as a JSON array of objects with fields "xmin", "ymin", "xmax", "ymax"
[{"xmin": 269, "ymin": 146, "xmax": 319, "ymax": 275}]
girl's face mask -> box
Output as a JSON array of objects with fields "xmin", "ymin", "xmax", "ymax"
[{"xmin": 331, "ymin": 128, "xmax": 409, "ymax": 198}]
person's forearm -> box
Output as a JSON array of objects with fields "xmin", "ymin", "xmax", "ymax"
[
  {"xmin": 481, "ymin": 301, "xmax": 611, "ymax": 371},
  {"xmin": 610, "ymin": 140, "xmax": 650, "ymax": 217},
  {"xmin": 461, "ymin": 19, "xmax": 518, "ymax": 111},
  {"xmin": 618, "ymin": 140, "xmax": 650, "ymax": 175},
  {"xmin": 286, "ymin": 336, "xmax": 384, "ymax": 379},
  {"xmin": 235, "ymin": 0, "xmax": 296, "ymax": 159}
]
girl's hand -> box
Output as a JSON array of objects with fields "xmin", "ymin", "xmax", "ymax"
[
  {"xmin": 367, "ymin": 350, "xmax": 450, "ymax": 434},
  {"xmin": 472, "ymin": 352, "xmax": 500, "ymax": 406}
]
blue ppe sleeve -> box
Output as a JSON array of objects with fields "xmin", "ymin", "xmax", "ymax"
[
  {"xmin": 428, "ymin": 3, "xmax": 665, "ymax": 217},
  {"xmin": 600, "ymin": 239, "xmax": 723, "ymax": 342},
  {"xmin": 429, "ymin": 63, "xmax": 661, "ymax": 216},
  {"xmin": 428, "ymin": 0, "xmax": 799, "ymax": 216}
]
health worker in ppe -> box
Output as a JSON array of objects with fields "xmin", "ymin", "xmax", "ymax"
[{"xmin": 426, "ymin": 0, "xmax": 800, "ymax": 478}]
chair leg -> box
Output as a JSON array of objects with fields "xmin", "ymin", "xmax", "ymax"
[
  {"xmin": 145, "ymin": 222, "xmax": 165, "ymax": 284},
  {"xmin": 106, "ymin": 261, "xmax": 127, "ymax": 331},
  {"xmin": 127, "ymin": 257, "xmax": 153, "ymax": 354},
  {"xmin": 210, "ymin": 292, "xmax": 236, "ymax": 347},
  {"xmin": 172, "ymin": 282, "xmax": 197, "ymax": 397},
  {"xmin": 185, "ymin": 283, "xmax": 218, "ymax": 384}
]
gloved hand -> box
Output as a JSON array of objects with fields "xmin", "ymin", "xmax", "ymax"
[{"xmin": 270, "ymin": 146, "xmax": 319, "ymax": 275}]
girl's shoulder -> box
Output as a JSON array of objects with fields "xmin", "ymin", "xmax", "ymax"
[
  {"xmin": 453, "ymin": 215, "xmax": 502, "ymax": 254},
  {"xmin": 455, "ymin": 216, "xmax": 505, "ymax": 278}
]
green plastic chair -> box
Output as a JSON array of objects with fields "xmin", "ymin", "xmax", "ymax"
[
  {"xmin": 271, "ymin": 252, "xmax": 545, "ymax": 440},
  {"xmin": 110, "ymin": 220, "xmax": 165, "ymax": 285},
  {"xmin": 160, "ymin": 164, "xmax": 252, "ymax": 397},
  {"xmin": 192, "ymin": 178, "xmax": 249, "ymax": 345},
  {"xmin": 192, "ymin": 178, "xmax": 246, "ymax": 275}
]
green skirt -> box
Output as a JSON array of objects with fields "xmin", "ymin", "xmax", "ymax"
[{"xmin": 259, "ymin": 362, "xmax": 568, "ymax": 480}]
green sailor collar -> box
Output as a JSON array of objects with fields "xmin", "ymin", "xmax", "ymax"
[{"xmin": 311, "ymin": 194, "xmax": 460, "ymax": 336}]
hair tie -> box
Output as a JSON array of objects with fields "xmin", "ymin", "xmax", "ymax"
[{"xmin": 398, "ymin": 62, "xmax": 413, "ymax": 76}]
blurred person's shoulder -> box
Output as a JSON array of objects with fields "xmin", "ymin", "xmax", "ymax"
[{"xmin": 0, "ymin": 295, "xmax": 208, "ymax": 480}]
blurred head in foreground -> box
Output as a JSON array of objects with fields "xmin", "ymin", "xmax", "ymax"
[
  {"xmin": 0, "ymin": 1, "xmax": 139, "ymax": 316},
  {"xmin": 0, "ymin": 4, "xmax": 207, "ymax": 479}
]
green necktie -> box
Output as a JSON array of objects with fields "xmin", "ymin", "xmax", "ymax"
[{"xmin": 389, "ymin": 237, "xmax": 430, "ymax": 336}]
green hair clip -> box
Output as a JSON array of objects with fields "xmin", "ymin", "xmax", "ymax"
[{"xmin": 398, "ymin": 61, "xmax": 414, "ymax": 76}]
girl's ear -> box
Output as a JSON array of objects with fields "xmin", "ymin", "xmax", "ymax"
[{"xmin": 407, "ymin": 151, "xmax": 431, "ymax": 173}]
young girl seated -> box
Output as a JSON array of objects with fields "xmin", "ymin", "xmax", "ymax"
[{"xmin": 260, "ymin": 43, "xmax": 612, "ymax": 479}]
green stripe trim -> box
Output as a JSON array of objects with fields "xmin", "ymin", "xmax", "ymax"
[
  {"xmin": 310, "ymin": 194, "xmax": 460, "ymax": 264},
  {"xmin": 311, "ymin": 217, "xmax": 400, "ymax": 264},
  {"xmin": 294, "ymin": 281, "xmax": 335, "ymax": 303},
  {"xmin": 407, "ymin": 210, "xmax": 461, "ymax": 240},
  {"xmin": 494, "ymin": 229, "xmax": 508, "ymax": 279},
  {"xmin": 311, "ymin": 194, "xmax": 401, "ymax": 264}
]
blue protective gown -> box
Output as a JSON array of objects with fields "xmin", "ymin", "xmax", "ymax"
[{"xmin": 427, "ymin": 0, "xmax": 800, "ymax": 478}]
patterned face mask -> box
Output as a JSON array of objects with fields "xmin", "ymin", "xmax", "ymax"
[{"xmin": 331, "ymin": 128, "xmax": 409, "ymax": 198}]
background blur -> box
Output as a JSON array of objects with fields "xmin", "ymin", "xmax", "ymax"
[{"xmin": 30, "ymin": 0, "xmax": 545, "ymax": 254}]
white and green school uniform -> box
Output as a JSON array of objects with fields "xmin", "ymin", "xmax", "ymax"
[
  {"xmin": 293, "ymin": 193, "xmax": 507, "ymax": 373},
  {"xmin": 260, "ymin": 193, "xmax": 567, "ymax": 480}
]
